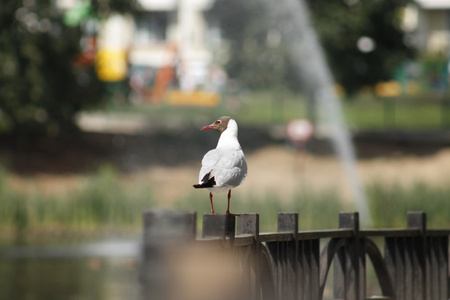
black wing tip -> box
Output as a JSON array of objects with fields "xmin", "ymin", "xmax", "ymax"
[{"xmin": 193, "ymin": 175, "xmax": 216, "ymax": 189}]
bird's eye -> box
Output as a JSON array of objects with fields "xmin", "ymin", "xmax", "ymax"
[{"xmin": 216, "ymin": 120, "xmax": 222, "ymax": 124}]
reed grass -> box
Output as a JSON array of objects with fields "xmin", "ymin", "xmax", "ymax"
[
  {"xmin": 0, "ymin": 166, "xmax": 448, "ymax": 242},
  {"xmin": 367, "ymin": 181, "xmax": 450, "ymax": 228},
  {"xmin": 0, "ymin": 166, "xmax": 154, "ymax": 240}
]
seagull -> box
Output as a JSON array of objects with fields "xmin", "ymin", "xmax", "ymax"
[{"xmin": 193, "ymin": 116, "xmax": 247, "ymax": 215}]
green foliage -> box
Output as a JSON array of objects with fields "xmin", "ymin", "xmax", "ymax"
[
  {"xmin": 0, "ymin": 0, "xmax": 105, "ymax": 136},
  {"xmin": 0, "ymin": 0, "xmax": 139, "ymax": 136},
  {"xmin": 308, "ymin": 0, "xmax": 415, "ymax": 94}
]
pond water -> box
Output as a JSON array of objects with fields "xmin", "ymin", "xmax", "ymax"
[{"xmin": 0, "ymin": 239, "xmax": 141, "ymax": 300}]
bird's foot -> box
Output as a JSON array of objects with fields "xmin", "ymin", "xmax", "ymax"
[{"xmin": 226, "ymin": 211, "xmax": 240, "ymax": 217}]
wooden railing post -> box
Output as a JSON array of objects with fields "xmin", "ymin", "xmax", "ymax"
[
  {"xmin": 237, "ymin": 213, "xmax": 260, "ymax": 237},
  {"xmin": 139, "ymin": 209, "xmax": 196, "ymax": 300},
  {"xmin": 278, "ymin": 212, "xmax": 299, "ymax": 234},
  {"xmin": 202, "ymin": 213, "xmax": 236, "ymax": 240},
  {"xmin": 334, "ymin": 212, "xmax": 365, "ymax": 300}
]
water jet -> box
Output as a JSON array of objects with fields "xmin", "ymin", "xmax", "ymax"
[{"xmin": 262, "ymin": 0, "xmax": 373, "ymax": 227}]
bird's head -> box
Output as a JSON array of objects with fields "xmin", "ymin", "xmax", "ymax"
[{"xmin": 200, "ymin": 116, "xmax": 231, "ymax": 133}]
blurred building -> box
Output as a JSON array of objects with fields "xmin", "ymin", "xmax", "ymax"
[
  {"xmin": 56, "ymin": 0, "xmax": 450, "ymax": 101},
  {"xmin": 410, "ymin": 0, "xmax": 450, "ymax": 54},
  {"xmin": 56, "ymin": 0, "xmax": 223, "ymax": 103}
]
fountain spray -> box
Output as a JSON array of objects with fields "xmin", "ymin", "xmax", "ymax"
[{"xmin": 262, "ymin": 0, "xmax": 373, "ymax": 227}]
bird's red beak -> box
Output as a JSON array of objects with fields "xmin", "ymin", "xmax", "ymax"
[{"xmin": 200, "ymin": 125, "xmax": 214, "ymax": 131}]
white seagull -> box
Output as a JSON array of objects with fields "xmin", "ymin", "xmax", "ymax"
[{"xmin": 193, "ymin": 116, "xmax": 247, "ymax": 215}]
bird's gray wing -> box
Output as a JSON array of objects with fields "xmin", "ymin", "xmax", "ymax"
[
  {"xmin": 198, "ymin": 149, "xmax": 221, "ymax": 184},
  {"xmin": 199, "ymin": 149, "xmax": 247, "ymax": 187}
]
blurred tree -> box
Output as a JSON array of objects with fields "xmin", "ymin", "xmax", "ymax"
[
  {"xmin": 308, "ymin": 0, "xmax": 415, "ymax": 95},
  {"xmin": 209, "ymin": 0, "xmax": 415, "ymax": 95},
  {"xmin": 0, "ymin": 0, "xmax": 136, "ymax": 136}
]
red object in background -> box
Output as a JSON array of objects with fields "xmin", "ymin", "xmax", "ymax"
[
  {"xmin": 286, "ymin": 119, "xmax": 314, "ymax": 142},
  {"xmin": 286, "ymin": 119, "xmax": 314, "ymax": 150},
  {"xmin": 75, "ymin": 35, "xmax": 97, "ymax": 67},
  {"xmin": 150, "ymin": 43, "xmax": 178, "ymax": 103}
]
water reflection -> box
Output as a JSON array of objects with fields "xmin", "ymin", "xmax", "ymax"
[{"xmin": 0, "ymin": 239, "xmax": 140, "ymax": 300}]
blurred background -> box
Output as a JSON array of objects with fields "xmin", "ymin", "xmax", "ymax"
[{"xmin": 1, "ymin": 0, "xmax": 450, "ymax": 299}]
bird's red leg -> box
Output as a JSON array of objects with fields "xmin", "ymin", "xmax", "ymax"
[
  {"xmin": 226, "ymin": 190, "xmax": 239, "ymax": 216},
  {"xmin": 209, "ymin": 192, "xmax": 216, "ymax": 214}
]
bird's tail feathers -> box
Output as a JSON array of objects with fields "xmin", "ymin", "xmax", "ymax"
[{"xmin": 193, "ymin": 175, "xmax": 216, "ymax": 189}]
